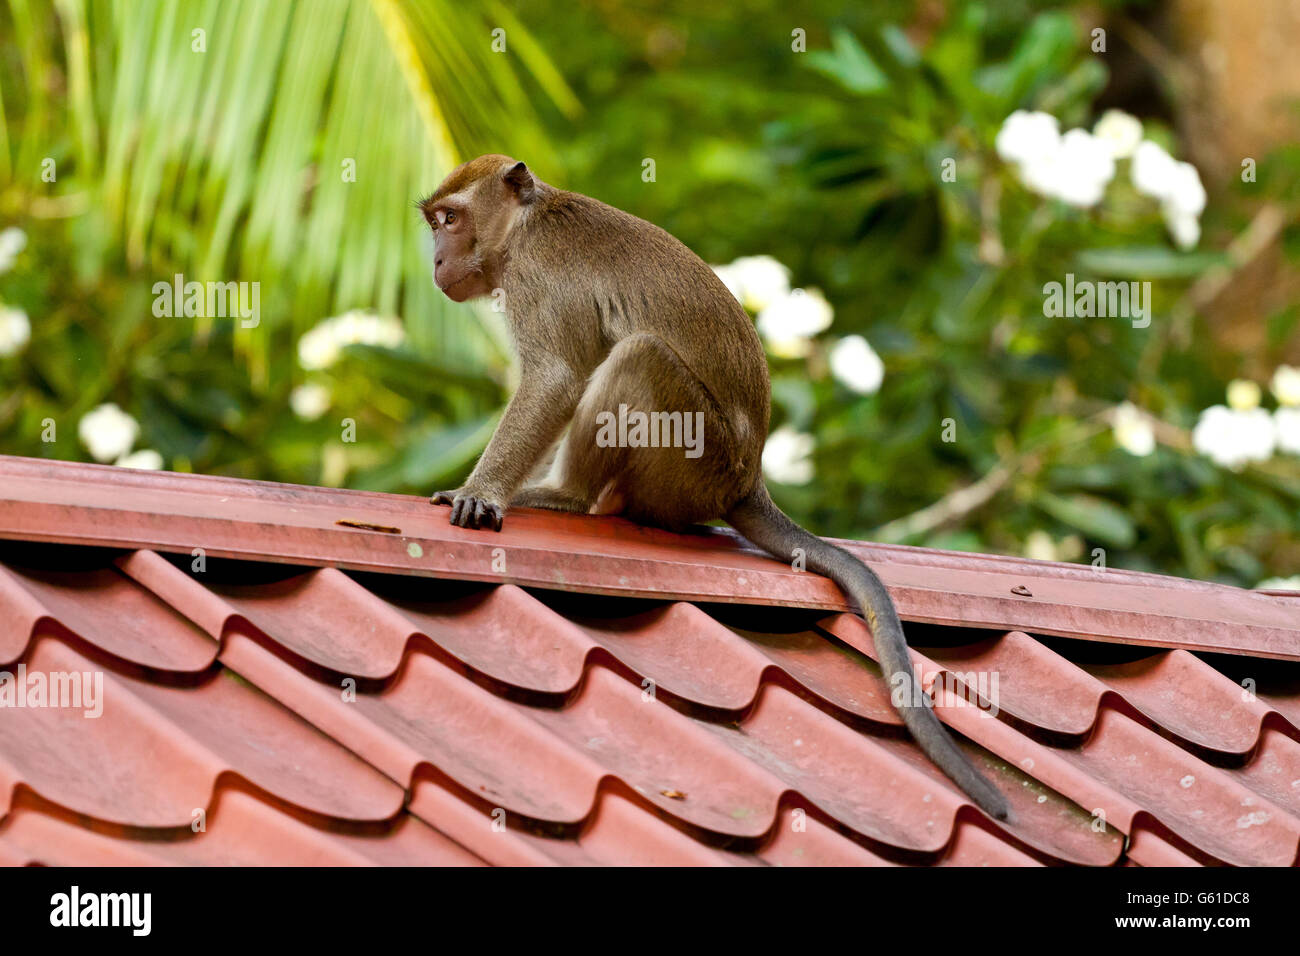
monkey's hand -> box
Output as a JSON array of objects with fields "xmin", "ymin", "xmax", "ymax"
[{"xmin": 431, "ymin": 488, "xmax": 506, "ymax": 532}]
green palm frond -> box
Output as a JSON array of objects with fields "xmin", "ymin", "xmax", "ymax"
[{"xmin": 9, "ymin": 0, "xmax": 576, "ymax": 377}]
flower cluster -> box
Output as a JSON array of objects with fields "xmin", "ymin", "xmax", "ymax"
[
  {"xmin": 711, "ymin": 255, "xmax": 790, "ymax": 314},
  {"xmin": 77, "ymin": 403, "xmax": 164, "ymax": 470},
  {"xmin": 997, "ymin": 110, "xmax": 1115, "ymax": 207},
  {"xmin": 712, "ymin": 255, "xmax": 832, "ymax": 358},
  {"xmin": 1131, "ymin": 138, "xmax": 1206, "ymax": 249},
  {"xmin": 297, "ymin": 309, "xmax": 405, "ymax": 370},
  {"xmin": 711, "ymin": 255, "xmax": 887, "ymax": 485},
  {"xmin": 1190, "ymin": 368, "xmax": 1300, "ymax": 469},
  {"xmin": 1112, "ymin": 368, "xmax": 1300, "ymax": 469},
  {"xmin": 996, "ymin": 109, "xmax": 1205, "ymax": 248},
  {"xmin": 0, "ymin": 227, "xmax": 30, "ymax": 358}
]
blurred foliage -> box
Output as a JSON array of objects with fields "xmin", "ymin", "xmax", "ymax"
[
  {"xmin": 1, "ymin": 0, "xmax": 1299, "ymax": 586},
  {"xmin": 0, "ymin": 0, "xmax": 571, "ymax": 487},
  {"xmin": 514, "ymin": 0, "xmax": 1300, "ymax": 584}
]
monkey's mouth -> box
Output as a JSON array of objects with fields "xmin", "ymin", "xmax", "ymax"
[{"xmin": 436, "ymin": 271, "xmax": 479, "ymax": 301}]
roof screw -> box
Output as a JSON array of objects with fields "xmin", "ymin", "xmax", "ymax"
[{"xmin": 1011, "ymin": 584, "xmax": 1033, "ymax": 597}]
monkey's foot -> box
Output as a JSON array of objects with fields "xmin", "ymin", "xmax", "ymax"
[
  {"xmin": 510, "ymin": 486, "xmax": 592, "ymax": 514},
  {"xmin": 431, "ymin": 489, "xmax": 505, "ymax": 531}
]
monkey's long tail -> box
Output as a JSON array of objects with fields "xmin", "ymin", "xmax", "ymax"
[{"xmin": 727, "ymin": 483, "xmax": 1011, "ymax": 821}]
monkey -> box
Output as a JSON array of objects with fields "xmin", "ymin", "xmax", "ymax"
[{"xmin": 418, "ymin": 154, "xmax": 1011, "ymax": 821}]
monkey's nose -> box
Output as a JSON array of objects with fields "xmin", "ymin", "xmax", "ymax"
[{"xmin": 435, "ymin": 258, "xmax": 443, "ymax": 266}]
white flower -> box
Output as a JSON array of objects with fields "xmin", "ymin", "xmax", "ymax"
[
  {"xmin": 755, "ymin": 288, "xmax": 833, "ymax": 359},
  {"xmin": 1023, "ymin": 531, "xmax": 1083, "ymax": 563},
  {"xmin": 297, "ymin": 325, "xmax": 342, "ymax": 370},
  {"xmin": 1166, "ymin": 161, "xmax": 1206, "ymax": 217},
  {"xmin": 1257, "ymin": 575, "xmax": 1300, "ymax": 591},
  {"xmin": 361, "ymin": 312, "xmax": 406, "ymax": 348},
  {"xmin": 728, "ymin": 255, "xmax": 792, "ymax": 313},
  {"xmin": 115, "ymin": 449, "xmax": 164, "ymax": 470},
  {"xmin": 1163, "ymin": 206, "xmax": 1201, "ymax": 250},
  {"xmin": 1161, "ymin": 163, "xmax": 1205, "ymax": 249},
  {"xmin": 0, "ymin": 227, "xmax": 27, "ymax": 273},
  {"xmin": 1275, "ymin": 407, "xmax": 1300, "ymax": 455},
  {"xmin": 1226, "ymin": 379, "xmax": 1261, "ymax": 410},
  {"xmin": 0, "ymin": 306, "xmax": 30, "ymax": 356},
  {"xmin": 1051, "ymin": 129, "xmax": 1116, "ymax": 206},
  {"xmin": 1006, "ymin": 122, "xmax": 1115, "ymax": 208},
  {"xmin": 297, "ymin": 309, "xmax": 406, "ymax": 369},
  {"xmin": 78, "ymin": 403, "xmax": 140, "ymax": 463},
  {"xmin": 1192, "ymin": 405, "xmax": 1275, "ymax": 469},
  {"xmin": 829, "ymin": 335, "xmax": 884, "ymax": 395},
  {"xmin": 1093, "ymin": 110, "xmax": 1144, "ymax": 159},
  {"xmin": 1112, "ymin": 402, "xmax": 1155, "ymax": 456},
  {"xmin": 762, "ymin": 426, "xmax": 815, "ymax": 485},
  {"xmin": 290, "ymin": 383, "xmax": 331, "ymax": 420},
  {"xmin": 1024, "ymin": 530, "xmax": 1058, "ymax": 562},
  {"xmin": 996, "ymin": 111, "xmax": 1061, "ymax": 166},
  {"xmin": 1131, "ymin": 141, "xmax": 1205, "ymax": 247},
  {"xmin": 1270, "ymin": 365, "xmax": 1300, "ymax": 406},
  {"xmin": 711, "ymin": 264, "xmax": 744, "ymax": 302},
  {"xmin": 1131, "ymin": 140, "xmax": 1179, "ymax": 200},
  {"xmin": 1230, "ymin": 408, "xmax": 1276, "ymax": 463}
]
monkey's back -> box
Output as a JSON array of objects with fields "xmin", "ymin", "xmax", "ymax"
[{"xmin": 507, "ymin": 190, "xmax": 771, "ymax": 471}]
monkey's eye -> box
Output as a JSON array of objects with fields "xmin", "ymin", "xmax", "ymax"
[{"xmin": 444, "ymin": 211, "xmax": 457, "ymax": 225}]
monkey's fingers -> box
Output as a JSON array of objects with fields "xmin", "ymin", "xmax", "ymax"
[
  {"xmin": 446, "ymin": 493, "xmax": 505, "ymax": 531},
  {"xmin": 475, "ymin": 498, "xmax": 505, "ymax": 532},
  {"xmin": 430, "ymin": 488, "xmax": 461, "ymax": 506},
  {"xmin": 449, "ymin": 495, "xmax": 472, "ymax": 526}
]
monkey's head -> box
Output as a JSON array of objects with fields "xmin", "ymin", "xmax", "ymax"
[{"xmin": 419, "ymin": 154, "xmax": 538, "ymax": 302}]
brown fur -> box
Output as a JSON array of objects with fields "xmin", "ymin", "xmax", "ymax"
[{"xmin": 420, "ymin": 156, "xmax": 1011, "ymax": 820}]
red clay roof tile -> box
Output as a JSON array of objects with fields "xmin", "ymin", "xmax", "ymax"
[
  {"xmin": 1, "ymin": 455, "xmax": 1299, "ymax": 866},
  {"xmin": 3, "ymin": 455, "xmax": 1296, "ymax": 658}
]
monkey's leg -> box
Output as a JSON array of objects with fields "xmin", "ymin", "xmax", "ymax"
[
  {"xmin": 509, "ymin": 485, "xmax": 592, "ymax": 513},
  {"xmin": 433, "ymin": 359, "xmax": 585, "ymax": 530},
  {"xmin": 525, "ymin": 436, "xmax": 563, "ymax": 485},
  {"xmin": 550, "ymin": 333, "xmax": 746, "ymax": 530},
  {"xmin": 507, "ymin": 424, "xmax": 597, "ymax": 513}
]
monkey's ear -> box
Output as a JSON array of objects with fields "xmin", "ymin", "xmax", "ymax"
[{"xmin": 503, "ymin": 161, "xmax": 536, "ymax": 202}]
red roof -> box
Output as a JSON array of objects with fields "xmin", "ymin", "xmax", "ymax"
[{"xmin": 1, "ymin": 454, "xmax": 1297, "ymax": 866}]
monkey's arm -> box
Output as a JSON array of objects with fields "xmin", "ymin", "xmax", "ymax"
[{"xmin": 433, "ymin": 358, "xmax": 583, "ymax": 530}]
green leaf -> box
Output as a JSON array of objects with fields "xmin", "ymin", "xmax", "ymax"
[
  {"xmin": 353, "ymin": 412, "xmax": 498, "ymax": 491},
  {"xmin": 807, "ymin": 28, "xmax": 889, "ymax": 95},
  {"xmin": 402, "ymin": 413, "xmax": 499, "ymax": 485},
  {"xmin": 879, "ymin": 24, "xmax": 919, "ymax": 69},
  {"xmin": 344, "ymin": 344, "xmax": 502, "ymax": 398},
  {"xmin": 1035, "ymin": 491, "xmax": 1137, "ymax": 549},
  {"xmin": 771, "ymin": 374, "xmax": 817, "ymax": 429},
  {"xmin": 56, "ymin": 0, "xmax": 571, "ymax": 376},
  {"xmin": 976, "ymin": 12, "xmax": 1077, "ymax": 105},
  {"xmin": 1075, "ymin": 247, "xmax": 1225, "ymax": 279}
]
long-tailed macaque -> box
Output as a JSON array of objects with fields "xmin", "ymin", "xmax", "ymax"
[{"xmin": 419, "ymin": 155, "xmax": 1010, "ymax": 820}]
